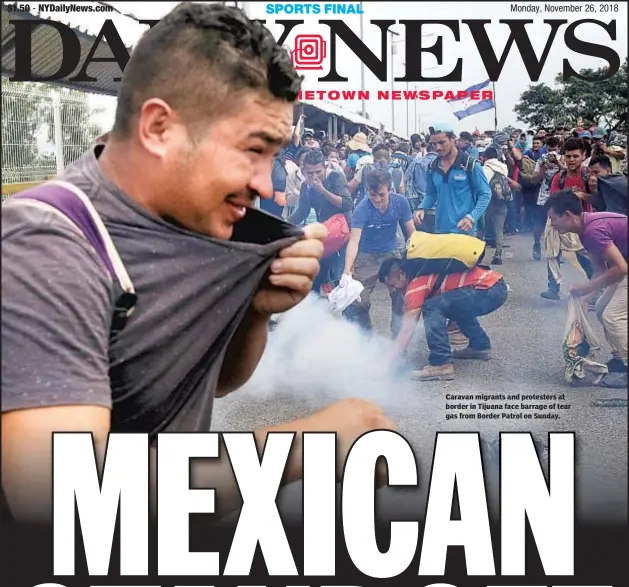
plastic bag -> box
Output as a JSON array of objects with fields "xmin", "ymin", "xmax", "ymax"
[
  {"xmin": 322, "ymin": 213, "xmax": 350, "ymax": 258},
  {"xmin": 562, "ymin": 295, "xmax": 608, "ymax": 385},
  {"xmin": 328, "ymin": 274, "xmax": 364, "ymax": 312}
]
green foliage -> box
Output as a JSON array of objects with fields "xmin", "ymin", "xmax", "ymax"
[{"xmin": 514, "ymin": 59, "xmax": 628, "ymax": 132}]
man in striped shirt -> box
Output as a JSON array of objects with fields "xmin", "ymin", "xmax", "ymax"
[{"xmin": 379, "ymin": 258, "xmax": 508, "ymax": 381}]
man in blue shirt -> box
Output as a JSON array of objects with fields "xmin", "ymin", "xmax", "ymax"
[
  {"xmin": 414, "ymin": 123, "xmax": 491, "ymax": 236},
  {"xmin": 458, "ymin": 131, "xmax": 480, "ymax": 159},
  {"xmin": 344, "ymin": 168, "xmax": 416, "ymax": 333}
]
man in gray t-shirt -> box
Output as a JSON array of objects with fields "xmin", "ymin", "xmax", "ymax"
[{"xmin": 2, "ymin": 3, "xmax": 394, "ymax": 522}]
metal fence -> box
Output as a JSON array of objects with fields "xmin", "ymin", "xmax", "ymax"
[{"xmin": 1, "ymin": 83, "xmax": 105, "ymax": 194}]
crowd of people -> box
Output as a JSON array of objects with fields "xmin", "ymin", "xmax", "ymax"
[
  {"xmin": 1, "ymin": 2, "xmax": 626, "ymax": 523},
  {"xmin": 264, "ymin": 116, "xmax": 628, "ymax": 384}
]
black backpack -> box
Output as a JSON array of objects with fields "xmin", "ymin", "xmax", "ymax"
[{"xmin": 558, "ymin": 168, "xmax": 589, "ymax": 190}]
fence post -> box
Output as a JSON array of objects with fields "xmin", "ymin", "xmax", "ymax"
[{"xmin": 52, "ymin": 92, "xmax": 65, "ymax": 175}]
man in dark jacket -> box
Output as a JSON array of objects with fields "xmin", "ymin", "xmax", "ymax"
[
  {"xmin": 288, "ymin": 149, "xmax": 353, "ymax": 291},
  {"xmin": 588, "ymin": 155, "xmax": 628, "ymax": 215}
]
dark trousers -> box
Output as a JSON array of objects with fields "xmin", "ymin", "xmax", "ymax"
[
  {"xmin": 422, "ymin": 280, "xmax": 508, "ymax": 366},
  {"xmin": 505, "ymin": 195, "xmax": 519, "ymax": 233},
  {"xmin": 313, "ymin": 245, "xmax": 347, "ymax": 293},
  {"xmin": 547, "ymin": 251, "xmax": 594, "ymax": 294}
]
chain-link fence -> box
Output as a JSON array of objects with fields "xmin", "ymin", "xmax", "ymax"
[{"xmin": 1, "ymin": 82, "xmax": 105, "ymax": 197}]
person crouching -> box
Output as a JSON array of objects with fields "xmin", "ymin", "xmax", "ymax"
[{"xmin": 380, "ymin": 258, "xmax": 508, "ymax": 381}]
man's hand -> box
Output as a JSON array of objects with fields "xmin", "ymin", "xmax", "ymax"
[
  {"xmin": 253, "ymin": 223, "xmax": 327, "ymax": 315},
  {"xmin": 310, "ymin": 178, "xmax": 326, "ymax": 194},
  {"xmin": 588, "ymin": 174, "xmax": 598, "ymax": 192},
  {"xmin": 413, "ymin": 209, "xmax": 425, "ymax": 225},
  {"xmin": 457, "ymin": 216, "xmax": 474, "ymax": 232},
  {"xmin": 302, "ymin": 399, "xmax": 397, "ymax": 486},
  {"xmin": 570, "ymin": 282, "xmax": 592, "ymax": 297}
]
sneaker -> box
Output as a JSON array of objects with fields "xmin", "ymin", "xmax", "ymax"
[
  {"xmin": 453, "ymin": 347, "xmax": 491, "ymax": 361},
  {"xmin": 541, "ymin": 290, "xmax": 560, "ymax": 300},
  {"xmin": 491, "ymin": 254, "xmax": 503, "ymax": 265},
  {"xmin": 412, "ymin": 364, "xmax": 455, "ymax": 381},
  {"xmin": 533, "ymin": 243, "xmax": 541, "ymax": 261}
]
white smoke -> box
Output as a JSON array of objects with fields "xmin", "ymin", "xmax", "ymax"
[{"xmin": 239, "ymin": 293, "xmax": 419, "ymax": 409}]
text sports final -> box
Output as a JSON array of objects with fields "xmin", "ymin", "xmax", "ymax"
[{"xmin": 266, "ymin": 3, "xmax": 364, "ymax": 15}]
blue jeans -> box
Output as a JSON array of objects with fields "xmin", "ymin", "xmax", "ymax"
[
  {"xmin": 422, "ymin": 280, "xmax": 508, "ymax": 366},
  {"xmin": 313, "ymin": 245, "xmax": 347, "ymax": 293}
]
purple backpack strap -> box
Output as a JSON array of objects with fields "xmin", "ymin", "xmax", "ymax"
[{"xmin": 10, "ymin": 180, "xmax": 137, "ymax": 336}]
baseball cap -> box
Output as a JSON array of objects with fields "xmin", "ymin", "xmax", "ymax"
[
  {"xmin": 592, "ymin": 127, "xmax": 605, "ymax": 139},
  {"xmin": 579, "ymin": 131, "xmax": 592, "ymax": 138},
  {"xmin": 429, "ymin": 122, "xmax": 455, "ymax": 135}
]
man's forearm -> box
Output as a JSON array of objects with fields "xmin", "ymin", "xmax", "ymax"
[
  {"xmin": 344, "ymin": 240, "xmax": 359, "ymax": 274},
  {"xmin": 321, "ymin": 188, "xmax": 343, "ymax": 208},
  {"xmin": 216, "ymin": 306, "xmax": 269, "ymax": 396},
  {"xmin": 582, "ymin": 267, "xmax": 626, "ymax": 294}
]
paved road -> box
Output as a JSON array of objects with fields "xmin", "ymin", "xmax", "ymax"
[{"xmin": 212, "ymin": 232, "xmax": 627, "ymax": 524}]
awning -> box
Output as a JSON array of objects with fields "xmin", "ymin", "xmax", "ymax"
[{"xmin": 2, "ymin": 2, "xmax": 408, "ymax": 140}]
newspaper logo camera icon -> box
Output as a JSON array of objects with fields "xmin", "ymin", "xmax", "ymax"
[{"xmin": 291, "ymin": 34, "xmax": 327, "ymax": 70}]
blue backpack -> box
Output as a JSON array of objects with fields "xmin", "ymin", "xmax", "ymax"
[{"xmin": 405, "ymin": 153, "xmax": 438, "ymax": 212}]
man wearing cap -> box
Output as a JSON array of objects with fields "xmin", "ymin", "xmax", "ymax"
[
  {"xmin": 592, "ymin": 127, "xmax": 626, "ymax": 174},
  {"xmin": 414, "ymin": 122, "xmax": 491, "ymax": 236},
  {"xmin": 302, "ymin": 130, "xmax": 320, "ymax": 149}
]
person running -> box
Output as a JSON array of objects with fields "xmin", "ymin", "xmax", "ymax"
[{"xmin": 1, "ymin": 2, "xmax": 394, "ymax": 523}]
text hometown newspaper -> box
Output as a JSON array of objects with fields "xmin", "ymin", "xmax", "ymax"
[{"xmin": 0, "ymin": 1, "xmax": 627, "ymax": 586}]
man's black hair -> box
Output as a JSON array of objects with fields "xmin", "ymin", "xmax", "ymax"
[
  {"xmin": 410, "ymin": 133, "xmax": 421, "ymax": 147},
  {"xmin": 588, "ymin": 155, "xmax": 613, "ymax": 170},
  {"xmin": 429, "ymin": 127, "xmax": 455, "ymax": 139},
  {"xmin": 378, "ymin": 257, "xmax": 404, "ymax": 283},
  {"xmin": 484, "ymin": 147, "xmax": 499, "ymax": 159},
  {"xmin": 545, "ymin": 189, "xmax": 584, "ymax": 216},
  {"xmin": 295, "ymin": 146, "xmax": 312, "ymax": 164},
  {"xmin": 460, "ymin": 131, "xmax": 474, "ymax": 142},
  {"xmin": 323, "ymin": 146, "xmax": 339, "ymax": 158},
  {"xmin": 373, "ymin": 146, "xmax": 390, "ymax": 161},
  {"xmin": 546, "ymin": 136, "xmax": 560, "ymax": 149},
  {"xmin": 564, "ymin": 138, "xmax": 585, "ymax": 153},
  {"xmin": 302, "ymin": 149, "xmax": 325, "ymax": 167},
  {"xmin": 366, "ymin": 168, "xmax": 393, "ymax": 192},
  {"xmin": 113, "ymin": 2, "xmax": 302, "ymax": 137}
]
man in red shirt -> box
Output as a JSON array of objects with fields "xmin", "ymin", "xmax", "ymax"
[
  {"xmin": 379, "ymin": 258, "xmax": 508, "ymax": 380},
  {"xmin": 542, "ymin": 138, "xmax": 594, "ymax": 300}
]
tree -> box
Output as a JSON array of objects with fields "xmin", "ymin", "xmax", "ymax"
[
  {"xmin": 556, "ymin": 60, "xmax": 627, "ymax": 131},
  {"xmin": 513, "ymin": 59, "xmax": 627, "ymax": 132},
  {"xmin": 513, "ymin": 83, "xmax": 568, "ymax": 129}
]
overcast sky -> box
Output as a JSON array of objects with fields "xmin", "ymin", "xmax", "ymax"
[{"xmin": 40, "ymin": 1, "xmax": 628, "ymax": 137}]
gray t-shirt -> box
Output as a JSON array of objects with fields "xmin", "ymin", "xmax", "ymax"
[{"xmin": 2, "ymin": 146, "xmax": 297, "ymax": 436}]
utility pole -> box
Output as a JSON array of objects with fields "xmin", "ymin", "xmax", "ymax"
[
  {"xmin": 388, "ymin": 28, "xmax": 400, "ymax": 134},
  {"xmin": 359, "ymin": 1, "xmax": 366, "ymax": 117}
]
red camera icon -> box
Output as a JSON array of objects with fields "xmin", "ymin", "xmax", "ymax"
[{"xmin": 291, "ymin": 34, "xmax": 327, "ymax": 70}]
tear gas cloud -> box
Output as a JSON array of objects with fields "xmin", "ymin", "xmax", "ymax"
[{"xmin": 239, "ymin": 294, "xmax": 417, "ymax": 408}]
